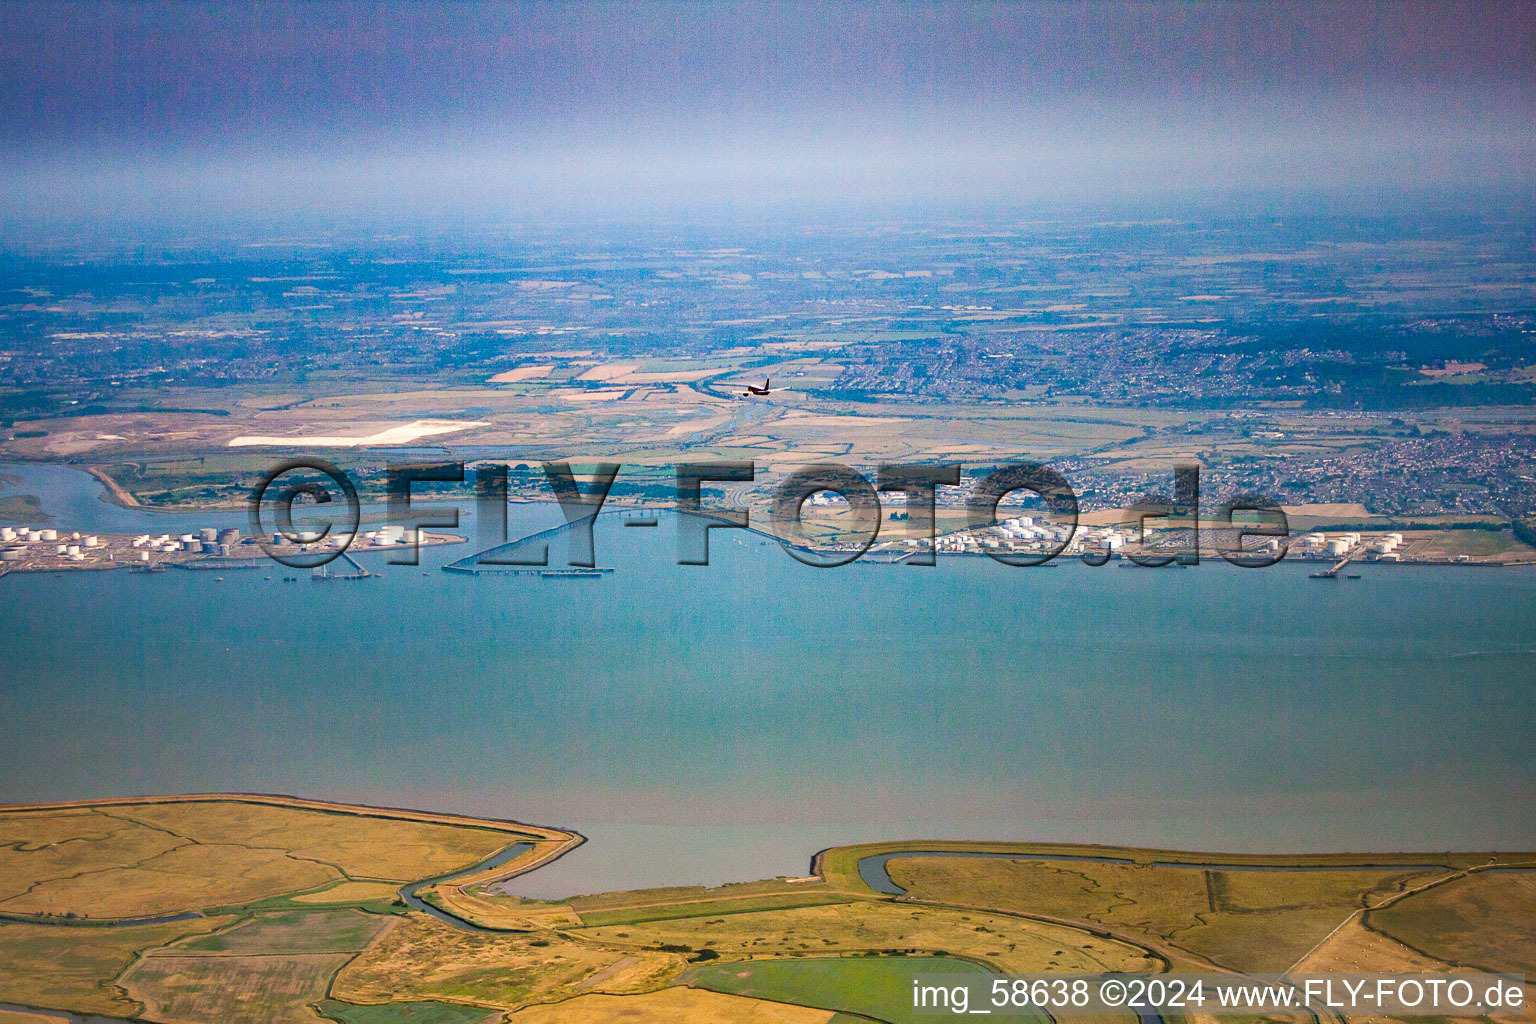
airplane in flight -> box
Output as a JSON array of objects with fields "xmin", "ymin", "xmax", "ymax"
[{"xmin": 739, "ymin": 376, "xmax": 787, "ymax": 397}]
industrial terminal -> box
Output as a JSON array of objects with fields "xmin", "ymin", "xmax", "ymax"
[{"xmin": 0, "ymin": 523, "xmax": 462, "ymax": 574}]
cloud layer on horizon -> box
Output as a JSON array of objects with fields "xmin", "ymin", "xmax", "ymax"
[{"xmin": 3, "ymin": 1, "xmax": 1532, "ymax": 221}]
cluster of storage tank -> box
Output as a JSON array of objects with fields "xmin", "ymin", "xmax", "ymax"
[
  {"xmin": 1297, "ymin": 532, "xmax": 1354, "ymax": 555},
  {"xmin": 0, "ymin": 525, "xmax": 28, "ymax": 561},
  {"xmin": 1294, "ymin": 531, "xmax": 1403, "ymax": 560},
  {"xmin": 128, "ymin": 527, "xmax": 241, "ymax": 558},
  {"xmin": 1, "ymin": 527, "xmax": 102, "ymax": 561},
  {"xmin": 919, "ymin": 517, "xmax": 1091, "ymax": 554},
  {"xmin": 2, "ymin": 524, "xmax": 252, "ymax": 565},
  {"xmin": 1366, "ymin": 533, "xmax": 1404, "ymax": 561},
  {"xmin": 1, "ymin": 526, "xmax": 60, "ymax": 543},
  {"xmin": 361, "ymin": 525, "xmax": 412, "ymax": 546}
]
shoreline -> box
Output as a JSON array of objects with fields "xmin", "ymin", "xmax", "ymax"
[
  {"xmin": 0, "ymin": 793, "xmax": 587, "ymax": 930},
  {"xmin": 9, "ymin": 462, "xmax": 1533, "ymax": 568}
]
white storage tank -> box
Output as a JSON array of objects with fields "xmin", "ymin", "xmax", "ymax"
[
  {"xmin": 200, "ymin": 528, "xmax": 218, "ymax": 543},
  {"xmin": 1326, "ymin": 539, "xmax": 1350, "ymax": 556},
  {"xmin": 83, "ymin": 535, "xmax": 99, "ymax": 548},
  {"xmin": 39, "ymin": 529, "xmax": 57, "ymax": 541}
]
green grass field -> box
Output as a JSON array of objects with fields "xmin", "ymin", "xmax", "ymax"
[
  {"xmin": 683, "ymin": 954, "xmax": 1009, "ymax": 1024},
  {"xmin": 0, "ymin": 493, "xmax": 46, "ymax": 523},
  {"xmin": 318, "ymin": 999, "xmax": 498, "ymax": 1024}
]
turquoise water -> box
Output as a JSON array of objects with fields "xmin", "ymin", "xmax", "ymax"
[{"xmin": 1, "ymin": 464, "xmax": 1533, "ymax": 895}]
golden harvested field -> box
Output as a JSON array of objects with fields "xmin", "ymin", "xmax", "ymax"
[
  {"xmin": 122, "ymin": 952, "xmax": 351, "ymax": 1024},
  {"xmin": 1281, "ymin": 915, "xmax": 1536, "ymax": 1024},
  {"xmin": 334, "ymin": 915, "xmax": 681, "ymax": 1011},
  {"xmin": 109, "ymin": 800, "xmax": 517, "ymax": 881},
  {"xmin": 574, "ymin": 900, "xmax": 1155, "ymax": 974},
  {"xmin": 504, "ymin": 987, "xmax": 837, "ymax": 1023},
  {"xmin": 1290, "ymin": 916, "xmax": 1449, "ymax": 975},
  {"xmin": 0, "ymin": 810, "xmax": 188, "ymax": 912},
  {"xmin": 0, "ymin": 917, "xmax": 233, "ymax": 1016},
  {"xmin": 1, "ymin": 841, "xmax": 338, "ymax": 919},
  {"xmin": 0, "ymin": 809, "xmax": 123, "ymax": 848},
  {"xmin": 884, "ymin": 855, "xmax": 1448, "ymax": 972},
  {"xmin": 1369, "ymin": 870, "xmax": 1536, "ymax": 975}
]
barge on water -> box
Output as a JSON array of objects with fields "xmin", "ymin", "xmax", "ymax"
[{"xmin": 442, "ymin": 563, "xmax": 613, "ymax": 578}]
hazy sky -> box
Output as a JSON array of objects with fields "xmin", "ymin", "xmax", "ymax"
[{"xmin": 2, "ymin": 1, "xmax": 1533, "ymax": 222}]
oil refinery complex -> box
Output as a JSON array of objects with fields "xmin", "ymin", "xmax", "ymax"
[{"xmin": 0, "ymin": 523, "xmax": 462, "ymax": 573}]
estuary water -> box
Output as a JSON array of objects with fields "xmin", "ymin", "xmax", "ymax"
[{"xmin": 1, "ymin": 462, "xmax": 1533, "ymax": 896}]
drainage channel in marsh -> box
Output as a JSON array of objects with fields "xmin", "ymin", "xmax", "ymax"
[
  {"xmin": 398, "ymin": 841, "xmax": 535, "ymax": 931},
  {"xmin": 858, "ymin": 851, "xmax": 1456, "ymax": 896}
]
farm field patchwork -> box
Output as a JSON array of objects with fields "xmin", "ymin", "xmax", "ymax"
[
  {"xmin": 331, "ymin": 915, "xmax": 681, "ymax": 1011},
  {"xmin": 0, "ymin": 917, "xmax": 234, "ymax": 1016},
  {"xmin": 1, "ymin": 801, "xmax": 1532, "ymax": 1023}
]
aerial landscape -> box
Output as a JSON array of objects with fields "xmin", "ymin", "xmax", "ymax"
[{"xmin": 1, "ymin": 2, "xmax": 1533, "ymax": 1023}]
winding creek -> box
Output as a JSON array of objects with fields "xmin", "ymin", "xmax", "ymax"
[{"xmin": 397, "ymin": 841, "xmax": 534, "ymax": 932}]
